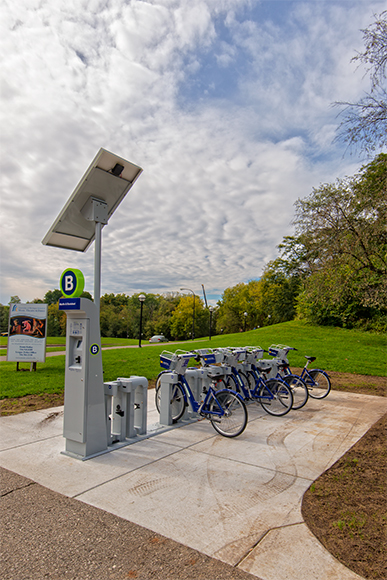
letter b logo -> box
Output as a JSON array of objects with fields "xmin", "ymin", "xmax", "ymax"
[
  {"xmin": 60, "ymin": 269, "xmax": 85, "ymax": 298},
  {"xmin": 65, "ymin": 275, "xmax": 74, "ymax": 292}
]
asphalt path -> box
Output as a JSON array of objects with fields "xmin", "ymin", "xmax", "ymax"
[{"xmin": 0, "ymin": 340, "xmax": 206, "ymax": 362}]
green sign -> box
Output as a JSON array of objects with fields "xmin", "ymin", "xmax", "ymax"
[{"xmin": 60, "ymin": 269, "xmax": 85, "ymax": 298}]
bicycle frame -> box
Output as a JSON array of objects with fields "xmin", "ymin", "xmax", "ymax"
[
  {"xmin": 178, "ymin": 374, "xmax": 243, "ymax": 418},
  {"xmin": 232, "ymin": 364, "xmax": 284, "ymax": 402},
  {"xmin": 300, "ymin": 366, "xmax": 329, "ymax": 384},
  {"xmin": 230, "ymin": 366, "xmax": 251, "ymax": 399}
]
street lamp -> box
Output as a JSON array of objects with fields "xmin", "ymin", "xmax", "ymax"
[
  {"xmin": 209, "ymin": 306, "xmax": 214, "ymax": 340},
  {"xmin": 180, "ymin": 287, "xmax": 195, "ymax": 340},
  {"xmin": 244, "ymin": 311, "xmax": 247, "ymax": 332},
  {"xmin": 138, "ymin": 294, "xmax": 145, "ymax": 347}
]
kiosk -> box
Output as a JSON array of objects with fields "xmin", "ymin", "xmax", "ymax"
[
  {"xmin": 43, "ymin": 149, "xmax": 143, "ymax": 459},
  {"xmin": 59, "ymin": 297, "xmax": 107, "ymax": 458}
]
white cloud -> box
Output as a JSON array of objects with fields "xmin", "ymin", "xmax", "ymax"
[{"xmin": 0, "ymin": 0, "xmax": 385, "ymax": 305}]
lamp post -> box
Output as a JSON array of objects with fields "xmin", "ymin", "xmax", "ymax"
[
  {"xmin": 244, "ymin": 311, "xmax": 248, "ymax": 332},
  {"xmin": 209, "ymin": 306, "xmax": 214, "ymax": 340},
  {"xmin": 180, "ymin": 287, "xmax": 195, "ymax": 340},
  {"xmin": 138, "ymin": 294, "xmax": 145, "ymax": 347}
]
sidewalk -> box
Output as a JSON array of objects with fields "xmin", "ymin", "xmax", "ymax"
[{"xmin": 2, "ymin": 389, "xmax": 385, "ymax": 580}]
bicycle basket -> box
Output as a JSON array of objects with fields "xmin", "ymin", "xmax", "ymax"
[
  {"xmin": 160, "ymin": 350, "xmax": 193, "ymax": 373},
  {"xmin": 175, "ymin": 353, "xmax": 194, "ymax": 374},
  {"xmin": 160, "ymin": 351, "xmax": 177, "ymax": 370},
  {"xmin": 268, "ymin": 344, "xmax": 294, "ymax": 359},
  {"xmin": 216, "ymin": 348, "xmax": 239, "ymax": 366},
  {"xmin": 231, "ymin": 348, "xmax": 247, "ymax": 362},
  {"xmin": 194, "ymin": 348, "xmax": 218, "ymax": 365},
  {"xmin": 245, "ymin": 347, "xmax": 264, "ymax": 363},
  {"xmin": 201, "ymin": 353, "xmax": 218, "ymax": 365}
]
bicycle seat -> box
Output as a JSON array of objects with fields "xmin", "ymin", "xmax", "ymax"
[
  {"xmin": 277, "ymin": 362, "xmax": 290, "ymax": 370},
  {"xmin": 208, "ymin": 372, "xmax": 223, "ymax": 380},
  {"xmin": 258, "ymin": 365, "xmax": 272, "ymax": 374},
  {"xmin": 305, "ymin": 356, "xmax": 316, "ymax": 362}
]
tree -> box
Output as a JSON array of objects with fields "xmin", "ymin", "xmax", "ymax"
[
  {"xmin": 215, "ymin": 279, "xmax": 282, "ymax": 334},
  {"xmin": 259, "ymin": 262, "xmax": 301, "ymax": 325},
  {"xmin": 334, "ymin": 11, "xmax": 387, "ymax": 155},
  {"xmin": 47, "ymin": 303, "xmax": 66, "ymax": 336},
  {"xmin": 9, "ymin": 296, "xmax": 21, "ymax": 304},
  {"xmin": 216, "ymin": 284, "xmax": 250, "ymax": 334},
  {"xmin": 144, "ymin": 293, "xmax": 180, "ymax": 338},
  {"xmin": 293, "ymin": 154, "xmax": 387, "ymax": 329},
  {"xmin": 44, "ymin": 289, "xmax": 63, "ymax": 305},
  {"xmin": 170, "ymin": 295, "xmax": 207, "ymax": 340},
  {"xmin": 0, "ymin": 304, "xmax": 9, "ymax": 333},
  {"xmin": 100, "ymin": 293, "xmax": 129, "ymax": 337}
]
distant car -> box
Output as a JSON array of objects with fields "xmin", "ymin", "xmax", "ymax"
[{"xmin": 149, "ymin": 335, "xmax": 168, "ymax": 343}]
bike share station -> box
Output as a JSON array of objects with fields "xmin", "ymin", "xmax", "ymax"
[{"xmin": 42, "ymin": 148, "xmax": 157, "ymax": 460}]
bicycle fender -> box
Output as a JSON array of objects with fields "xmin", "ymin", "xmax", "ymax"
[{"xmin": 216, "ymin": 388, "xmax": 245, "ymax": 403}]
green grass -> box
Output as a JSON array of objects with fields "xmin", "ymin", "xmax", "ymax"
[{"xmin": 0, "ymin": 321, "xmax": 385, "ymax": 400}]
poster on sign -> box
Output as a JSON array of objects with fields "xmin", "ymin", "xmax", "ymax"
[{"xmin": 7, "ymin": 303, "xmax": 48, "ymax": 363}]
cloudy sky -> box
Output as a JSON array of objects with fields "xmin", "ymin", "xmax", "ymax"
[{"xmin": 1, "ymin": 0, "xmax": 385, "ymax": 306}]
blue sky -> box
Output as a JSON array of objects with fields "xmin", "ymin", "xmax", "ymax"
[{"xmin": 1, "ymin": 0, "xmax": 386, "ymax": 307}]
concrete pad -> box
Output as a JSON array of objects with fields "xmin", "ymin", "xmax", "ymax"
[
  {"xmin": 0, "ymin": 406, "xmax": 64, "ymax": 450},
  {"xmin": 239, "ymin": 523, "xmax": 365, "ymax": 580},
  {"xmin": 0, "ymin": 434, "xmax": 187, "ymax": 497},
  {"xmin": 149, "ymin": 417, "xmax": 220, "ymax": 448},
  {"xmin": 1, "ymin": 389, "xmax": 384, "ymax": 580},
  {"xmin": 191, "ymin": 393, "xmax": 387, "ymax": 481},
  {"xmin": 78, "ymin": 446, "xmax": 310, "ymax": 566}
]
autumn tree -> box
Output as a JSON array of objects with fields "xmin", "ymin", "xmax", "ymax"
[{"xmin": 170, "ymin": 295, "xmax": 207, "ymax": 340}]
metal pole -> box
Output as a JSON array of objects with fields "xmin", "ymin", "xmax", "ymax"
[
  {"xmin": 94, "ymin": 221, "xmax": 102, "ymax": 316},
  {"xmin": 139, "ymin": 300, "xmax": 143, "ymax": 348},
  {"xmin": 180, "ymin": 288, "xmax": 195, "ymax": 341},
  {"xmin": 209, "ymin": 308, "xmax": 213, "ymax": 341},
  {"xmin": 192, "ymin": 294, "xmax": 195, "ymax": 340}
]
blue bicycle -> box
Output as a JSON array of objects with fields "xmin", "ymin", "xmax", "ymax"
[
  {"xmin": 212, "ymin": 348, "xmax": 294, "ymax": 417},
  {"xmin": 298, "ymin": 356, "xmax": 331, "ymax": 399},
  {"xmin": 155, "ymin": 351, "xmax": 248, "ymax": 437},
  {"xmin": 266, "ymin": 345, "xmax": 331, "ymax": 400}
]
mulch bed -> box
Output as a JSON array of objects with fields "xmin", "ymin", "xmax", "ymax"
[{"xmin": 302, "ymin": 412, "xmax": 387, "ymax": 580}]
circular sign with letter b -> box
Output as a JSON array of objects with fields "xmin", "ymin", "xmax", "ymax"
[
  {"xmin": 90, "ymin": 343, "xmax": 100, "ymax": 355},
  {"xmin": 60, "ymin": 269, "xmax": 85, "ymax": 298}
]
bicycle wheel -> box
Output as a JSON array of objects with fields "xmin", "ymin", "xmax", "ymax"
[
  {"xmin": 154, "ymin": 372, "xmax": 165, "ymax": 413},
  {"xmin": 155, "ymin": 376, "xmax": 186, "ymax": 422},
  {"xmin": 208, "ymin": 390, "xmax": 248, "ymax": 437},
  {"xmin": 247, "ymin": 370, "xmax": 259, "ymax": 390},
  {"xmin": 239, "ymin": 371, "xmax": 252, "ymax": 393},
  {"xmin": 258, "ymin": 379, "xmax": 293, "ymax": 416},
  {"xmin": 306, "ymin": 370, "xmax": 331, "ymax": 399},
  {"xmin": 282, "ymin": 375, "xmax": 309, "ymax": 409},
  {"xmin": 225, "ymin": 374, "xmax": 240, "ymax": 393}
]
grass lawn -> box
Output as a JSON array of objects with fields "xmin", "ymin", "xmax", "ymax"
[{"xmin": 0, "ymin": 320, "xmax": 386, "ymax": 400}]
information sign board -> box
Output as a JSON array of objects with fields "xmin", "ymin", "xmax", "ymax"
[{"xmin": 7, "ymin": 303, "xmax": 48, "ymax": 362}]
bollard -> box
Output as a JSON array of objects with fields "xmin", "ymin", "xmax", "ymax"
[
  {"xmin": 159, "ymin": 372, "xmax": 178, "ymax": 426},
  {"xmin": 104, "ymin": 376, "xmax": 148, "ymax": 444}
]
